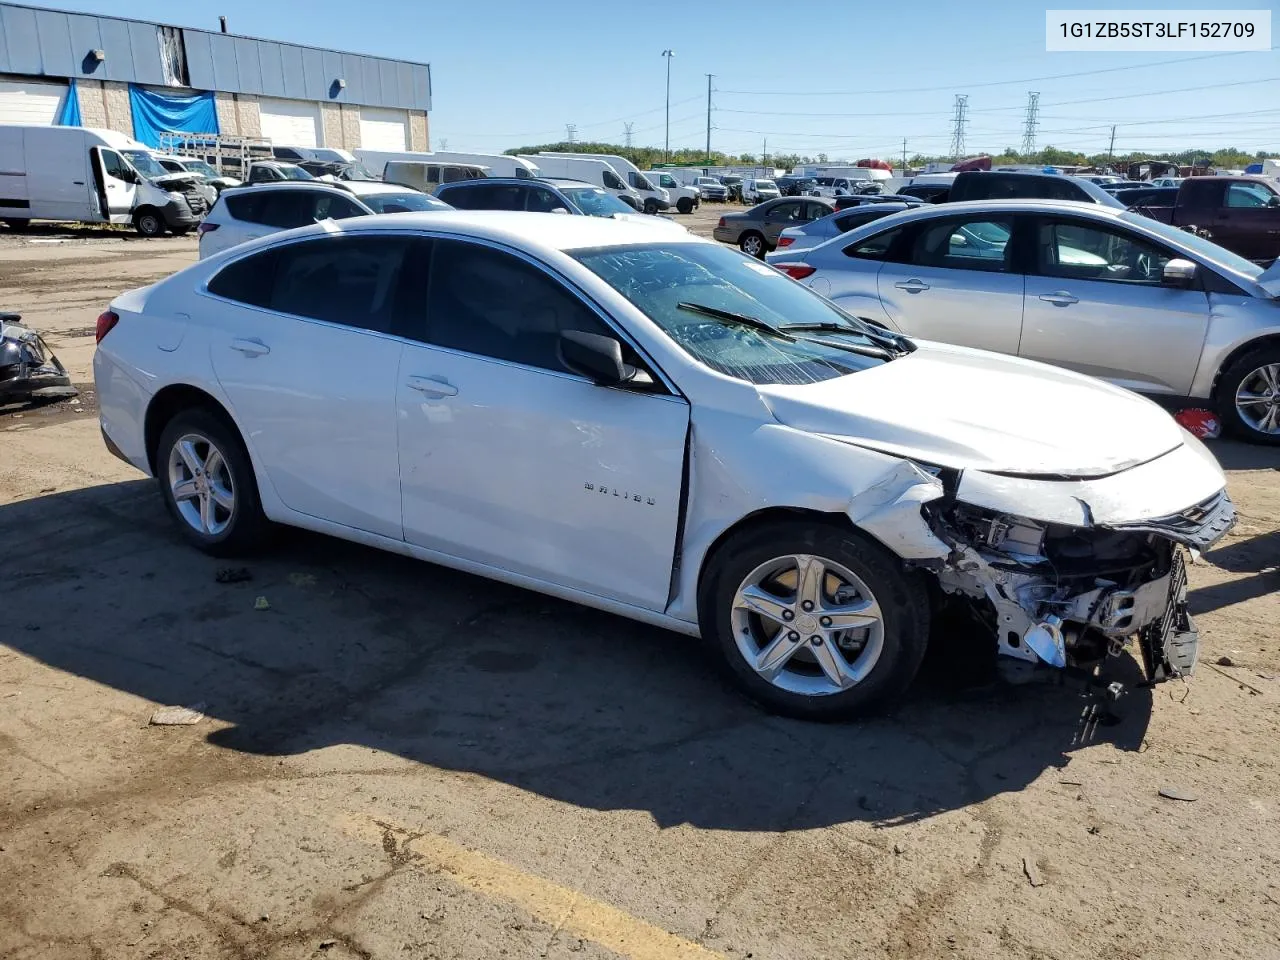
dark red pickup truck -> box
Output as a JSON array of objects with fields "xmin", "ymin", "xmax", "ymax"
[{"xmin": 1141, "ymin": 176, "xmax": 1280, "ymax": 263}]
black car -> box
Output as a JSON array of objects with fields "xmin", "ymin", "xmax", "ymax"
[
  {"xmin": 775, "ymin": 176, "xmax": 819, "ymax": 197},
  {"xmin": 1110, "ymin": 186, "xmax": 1179, "ymax": 209},
  {"xmin": 435, "ymin": 177, "xmax": 646, "ymax": 219},
  {"xmin": 895, "ymin": 182, "xmax": 954, "ymax": 203},
  {"xmin": 948, "ymin": 170, "xmax": 1124, "ymax": 207}
]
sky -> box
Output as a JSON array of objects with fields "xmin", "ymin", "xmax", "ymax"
[{"xmin": 41, "ymin": 0, "xmax": 1280, "ymax": 160}]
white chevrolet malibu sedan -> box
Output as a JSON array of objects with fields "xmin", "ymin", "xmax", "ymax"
[{"xmin": 93, "ymin": 211, "xmax": 1235, "ymax": 719}]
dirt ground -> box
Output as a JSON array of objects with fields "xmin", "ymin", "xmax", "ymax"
[{"xmin": 1, "ymin": 212, "xmax": 1278, "ymax": 960}]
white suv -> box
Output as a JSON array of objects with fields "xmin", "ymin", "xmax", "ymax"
[{"xmin": 197, "ymin": 181, "xmax": 451, "ymax": 258}]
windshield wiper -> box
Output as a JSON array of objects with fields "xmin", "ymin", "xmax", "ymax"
[
  {"xmin": 677, "ymin": 302, "xmax": 796, "ymax": 341},
  {"xmin": 780, "ymin": 321, "xmax": 901, "ymax": 360}
]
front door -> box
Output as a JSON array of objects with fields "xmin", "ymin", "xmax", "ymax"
[
  {"xmin": 396, "ymin": 238, "xmax": 689, "ymax": 611},
  {"xmin": 204, "ymin": 234, "xmax": 412, "ymax": 539},
  {"xmin": 875, "ymin": 213, "xmax": 1026, "ymax": 356},
  {"xmin": 762, "ymin": 200, "xmax": 806, "ymax": 245},
  {"xmin": 1212, "ymin": 181, "xmax": 1280, "ymax": 262},
  {"xmin": 1020, "ymin": 216, "xmax": 1210, "ymax": 395},
  {"xmin": 91, "ymin": 147, "xmax": 136, "ymax": 222}
]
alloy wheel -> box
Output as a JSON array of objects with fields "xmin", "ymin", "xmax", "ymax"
[
  {"xmin": 1234, "ymin": 362, "xmax": 1280, "ymax": 435},
  {"xmin": 730, "ymin": 553, "xmax": 884, "ymax": 696},
  {"xmin": 741, "ymin": 235, "xmax": 763, "ymax": 257},
  {"xmin": 167, "ymin": 432, "xmax": 236, "ymax": 536}
]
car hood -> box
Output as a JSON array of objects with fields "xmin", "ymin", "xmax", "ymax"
[
  {"xmin": 756, "ymin": 340, "xmax": 1184, "ymax": 476},
  {"xmin": 1258, "ymin": 258, "xmax": 1280, "ymax": 298},
  {"xmin": 153, "ymin": 173, "xmax": 204, "ymax": 190}
]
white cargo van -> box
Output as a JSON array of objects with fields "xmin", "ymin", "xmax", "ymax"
[
  {"xmin": 538, "ymin": 153, "xmax": 670, "ymax": 213},
  {"xmin": 642, "ymin": 170, "xmax": 700, "ymax": 213},
  {"xmin": 0, "ymin": 125, "xmax": 209, "ymax": 236},
  {"xmin": 515, "ymin": 155, "xmax": 643, "ymax": 210},
  {"xmin": 357, "ymin": 149, "xmax": 540, "ymax": 180}
]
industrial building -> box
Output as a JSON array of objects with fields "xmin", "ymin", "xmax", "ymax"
[{"xmin": 0, "ymin": 2, "xmax": 430, "ymax": 151}]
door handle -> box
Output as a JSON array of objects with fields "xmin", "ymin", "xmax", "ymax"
[
  {"xmin": 894, "ymin": 279, "xmax": 930, "ymax": 293},
  {"xmin": 230, "ymin": 338, "xmax": 270, "ymax": 357},
  {"xmin": 407, "ymin": 375, "xmax": 458, "ymax": 398},
  {"xmin": 73, "ymin": 180, "xmax": 84, "ymax": 185},
  {"xmin": 1038, "ymin": 292, "xmax": 1079, "ymax": 306}
]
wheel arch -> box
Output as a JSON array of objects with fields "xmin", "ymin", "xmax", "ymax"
[
  {"xmin": 1208, "ymin": 333, "xmax": 1280, "ymax": 401},
  {"xmin": 144, "ymin": 383, "xmax": 238, "ymax": 476}
]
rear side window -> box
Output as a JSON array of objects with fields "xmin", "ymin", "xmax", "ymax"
[
  {"xmin": 270, "ymin": 236, "xmax": 414, "ymax": 332},
  {"xmin": 223, "ymin": 191, "xmax": 267, "ymax": 223},
  {"xmin": 907, "ymin": 217, "xmax": 1014, "ymax": 272},
  {"xmin": 844, "ymin": 226, "xmax": 903, "ymax": 261},
  {"xmin": 834, "ymin": 209, "xmax": 894, "ymax": 233},
  {"xmin": 207, "ymin": 249, "xmax": 278, "ymax": 307}
]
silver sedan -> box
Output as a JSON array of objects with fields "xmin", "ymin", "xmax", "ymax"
[{"xmin": 772, "ymin": 199, "xmax": 1280, "ymax": 443}]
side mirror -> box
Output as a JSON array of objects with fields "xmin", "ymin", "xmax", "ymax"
[
  {"xmin": 550, "ymin": 206, "xmax": 570, "ymax": 215},
  {"xmin": 559, "ymin": 330, "xmax": 633, "ymax": 385},
  {"xmin": 1163, "ymin": 258, "xmax": 1197, "ymax": 288},
  {"xmin": 1268, "ymin": 196, "xmax": 1280, "ymax": 208}
]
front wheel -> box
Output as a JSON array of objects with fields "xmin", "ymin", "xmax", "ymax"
[
  {"xmin": 701, "ymin": 522, "xmax": 930, "ymax": 720},
  {"xmin": 156, "ymin": 408, "xmax": 271, "ymax": 555},
  {"xmin": 134, "ymin": 209, "xmax": 166, "ymax": 238},
  {"xmin": 643, "ymin": 198, "xmax": 659, "ymax": 215},
  {"xmin": 739, "ymin": 232, "xmax": 766, "ymax": 258},
  {"xmin": 1216, "ymin": 345, "xmax": 1280, "ymax": 444},
  {"xmin": 676, "ymin": 197, "xmax": 694, "ymax": 214}
]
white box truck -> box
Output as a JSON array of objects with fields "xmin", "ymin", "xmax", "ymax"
[
  {"xmin": 537, "ymin": 153, "xmax": 671, "ymax": 213},
  {"xmin": 0, "ymin": 125, "xmax": 209, "ymax": 236},
  {"xmin": 358, "ymin": 149, "xmax": 540, "ymax": 180},
  {"xmin": 515, "ymin": 155, "xmax": 644, "ymax": 210}
]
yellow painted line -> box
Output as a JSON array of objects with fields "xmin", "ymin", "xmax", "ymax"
[{"xmin": 338, "ymin": 814, "xmax": 726, "ymax": 960}]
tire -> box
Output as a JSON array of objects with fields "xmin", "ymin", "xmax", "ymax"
[
  {"xmin": 2, "ymin": 218, "xmax": 30, "ymax": 231},
  {"xmin": 739, "ymin": 232, "xmax": 766, "ymax": 259},
  {"xmin": 156, "ymin": 407, "xmax": 271, "ymax": 556},
  {"xmin": 1215, "ymin": 344, "xmax": 1280, "ymax": 445},
  {"xmin": 134, "ymin": 208, "xmax": 166, "ymax": 238},
  {"xmin": 700, "ymin": 521, "xmax": 930, "ymax": 720},
  {"xmin": 676, "ymin": 197, "xmax": 694, "ymax": 214},
  {"xmin": 642, "ymin": 198, "xmax": 659, "ymax": 215}
]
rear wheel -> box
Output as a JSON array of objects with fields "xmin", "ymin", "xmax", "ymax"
[
  {"xmin": 739, "ymin": 232, "xmax": 766, "ymax": 258},
  {"xmin": 1217, "ymin": 345, "xmax": 1280, "ymax": 445},
  {"xmin": 676, "ymin": 197, "xmax": 694, "ymax": 214},
  {"xmin": 2, "ymin": 218, "xmax": 29, "ymax": 231},
  {"xmin": 156, "ymin": 408, "xmax": 271, "ymax": 555},
  {"xmin": 700, "ymin": 521, "xmax": 930, "ymax": 720},
  {"xmin": 134, "ymin": 208, "xmax": 166, "ymax": 238}
]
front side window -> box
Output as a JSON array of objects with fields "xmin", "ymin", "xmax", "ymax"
[
  {"xmin": 909, "ymin": 217, "xmax": 1013, "ymax": 272},
  {"xmin": 100, "ymin": 150, "xmax": 131, "ymax": 181},
  {"xmin": 1226, "ymin": 182, "xmax": 1276, "ymax": 208},
  {"xmin": 526, "ymin": 187, "xmax": 565, "ymax": 213},
  {"xmin": 1036, "ymin": 220, "xmax": 1173, "ymax": 284},
  {"xmin": 561, "ymin": 187, "xmax": 633, "ymax": 218},
  {"xmin": 312, "ymin": 194, "xmax": 364, "ymax": 221},
  {"xmin": 514, "ymin": 167, "xmax": 534, "ymax": 179},
  {"xmin": 573, "ymin": 243, "xmax": 892, "ymax": 386},
  {"xmin": 269, "ymin": 236, "xmax": 413, "ymax": 332},
  {"xmin": 422, "ymin": 240, "xmax": 611, "ymax": 373},
  {"xmin": 602, "ymin": 169, "xmax": 626, "ymax": 190}
]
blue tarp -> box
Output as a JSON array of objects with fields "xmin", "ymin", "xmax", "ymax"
[
  {"xmin": 1246, "ymin": 163, "xmax": 1263, "ymax": 174},
  {"xmin": 57, "ymin": 79, "xmax": 82, "ymax": 126},
  {"xmin": 128, "ymin": 85, "xmax": 218, "ymax": 148}
]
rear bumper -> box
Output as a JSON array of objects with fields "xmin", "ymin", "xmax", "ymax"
[{"xmin": 712, "ymin": 227, "xmax": 737, "ymax": 243}]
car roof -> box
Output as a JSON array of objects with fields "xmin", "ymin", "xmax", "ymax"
[
  {"xmin": 339, "ymin": 180, "xmax": 423, "ymax": 196},
  {"xmin": 237, "ymin": 210, "xmax": 703, "ymax": 252}
]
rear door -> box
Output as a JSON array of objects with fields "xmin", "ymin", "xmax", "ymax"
[
  {"xmin": 205, "ymin": 234, "xmax": 412, "ymax": 538},
  {"xmin": 874, "ymin": 213, "xmax": 1026, "ymax": 355},
  {"xmin": 761, "ymin": 200, "xmax": 805, "ymax": 245},
  {"xmin": 1020, "ymin": 215, "xmax": 1209, "ymax": 394}
]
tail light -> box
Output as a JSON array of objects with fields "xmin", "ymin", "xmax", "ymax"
[
  {"xmin": 197, "ymin": 221, "xmax": 219, "ymax": 235},
  {"xmin": 717, "ymin": 217, "xmax": 726, "ymax": 228},
  {"xmin": 777, "ymin": 236, "xmax": 794, "ymax": 247},
  {"xmin": 774, "ymin": 263, "xmax": 816, "ymax": 280},
  {"xmin": 95, "ymin": 310, "xmax": 119, "ymax": 344}
]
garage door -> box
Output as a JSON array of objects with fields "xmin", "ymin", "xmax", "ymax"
[
  {"xmin": 0, "ymin": 79, "xmax": 67, "ymax": 125},
  {"xmin": 258, "ymin": 98, "xmax": 321, "ymax": 148},
  {"xmin": 359, "ymin": 107, "xmax": 408, "ymax": 152}
]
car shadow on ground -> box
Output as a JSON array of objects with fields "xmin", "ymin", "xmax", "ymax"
[{"xmin": 3, "ymin": 480, "xmax": 1151, "ymax": 831}]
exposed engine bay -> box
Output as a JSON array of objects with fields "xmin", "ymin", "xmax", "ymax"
[{"xmin": 922, "ymin": 490, "xmax": 1236, "ymax": 682}]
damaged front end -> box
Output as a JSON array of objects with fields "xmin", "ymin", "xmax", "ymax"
[
  {"xmin": 925, "ymin": 491, "xmax": 1235, "ymax": 682},
  {"xmin": 0, "ymin": 313, "xmax": 76, "ymax": 404}
]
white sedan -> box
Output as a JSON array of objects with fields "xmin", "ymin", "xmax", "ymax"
[{"xmin": 94, "ymin": 211, "xmax": 1234, "ymax": 719}]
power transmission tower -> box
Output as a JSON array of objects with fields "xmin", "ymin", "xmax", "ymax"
[
  {"xmin": 1022, "ymin": 92, "xmax": 1040, "ymax": 157},
  {"xmin": 949, "ymin": 95, "xmax": 968, "ymax": 161},
  {"xmin": 565, "ymin": 123, "xmax": 577, "ymax": 144},
  {"xmin": 623, "ymin": 123, "xmax": 634, "ymax": 149},
  {"xmin": 439, "ymin": 138, "xmax": 448, "ymax": 151}
]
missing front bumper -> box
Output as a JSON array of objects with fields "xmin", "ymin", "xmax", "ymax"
[{"xmin": 1138, "ymin": 550, "xmax": 1198, "ymax": 681}]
